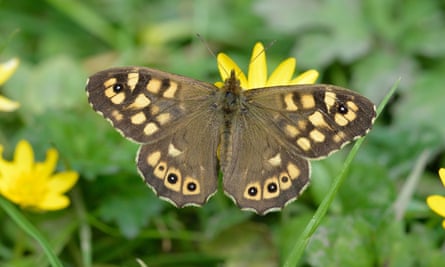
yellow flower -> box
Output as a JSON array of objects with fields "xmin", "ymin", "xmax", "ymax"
[
  {"xmin": 0, "ymin": 58, "xmax": 20, "ymax": 112},
  {"xmin": 215, "ymin": 42, "xmax": 319, "ymax": 89},
  {"xmin": 426, "ymin": 168, "xmax": 445, "ymax": 229},
  {"xmin": 0, "ymin": 140, "xmax": 78, "ymax": 211}
]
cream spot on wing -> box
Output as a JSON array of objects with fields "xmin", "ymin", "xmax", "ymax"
[
  {"xmin": 324, "ymin": 91, "xmax": 336, "ymax": 110},
  {"xmin": 347, "ymin": 101, "xmax": 359, "ymax": 112},
  {"xmin": 146, "ymin": 79, "xmax": 162, "ymax": 94},
  {"xmin": 162, "ymin": 81, "xmax": 178, "ymax": 98},
  {"xmin": 128, "ymin": 94, "xmax": 151, "ymax": 110},
  {"xmin": 333, "ymin": 131, "xmax": 346, "ymax": 143},
  {"xmin": 168, "ymin": 143, "xmax": 183, "ymax": 157},
  {"xmin": 144, "ymin": 122, "xmax": 159, "ymax": 136},
  {"xmin": 150, "ymin": 104, "xmax": 160, "ymax": 115},
  {"xmin": 127, "ymin": 72, "xmax": 139, "ymax": 91},
  {"xmin": 104, "ymin": 78, "xmax": 117, "ymax": 88},
  {"xmin": 285, "ymin": 124, "xmax": 300, "ymax": 138},
  {"xmin": 297, "ymin": 137, "xmax": 311, "ymax": 151},
  {"xmin": 310, "ymin": 129, "xmax": 326, "ymax": 143},
  {"xmin": 335, "ymin": 114, "xmax": 349, "ymax": 126},
  {"xmin": 147, "ymin": 151, "xmax": 161, "ymax": 167},
  {"xmin": 111, "ymin": 110, "xmax": 123, "ymax": 121},
  {"xmin": 308, "ymin": 111, "xmax": 328, "ymax": 128},
  {"xmin": 131, "ymin": 112, "xmax": 146, "ymax": 124},
  {"xmin": 287, "ymin": 163, "xmax": 301, "ymax": 180},
  {"xmin": 301, "ymin": 94, "xmax": 315, "ymax": 109},
  {"xmin": 298, "ymin": 120, "xmax": 308, "ymax": 130},
  {"xmin": 344, "ymin": 110, "xmax": 357, "ymax": 122},
  {"xmin": 110, "ymin": 92, "xmax": 125, "ymax": 105},
  {"xmin": 267, "ymin": 153, "xmax": 282, "ymax": 167},
  {"xmin": 104, "ymin": 87, "xmax": 115, "ymax": 98},
  {"xmin": 156, "ymin": 113, "xmax": 171, "ymax": 125},
  {"xmin": 284, "ymin": 93, "xmax": 298, "ymax": 111}
]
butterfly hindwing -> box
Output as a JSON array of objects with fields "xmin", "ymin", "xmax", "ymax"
[
  {"xmin": 221, "ymin": 112, "xmax": 311, "ymax": 214},
  {"xmin": 136, "ymin": 111, "xmax": 220, "ymax": 207}
]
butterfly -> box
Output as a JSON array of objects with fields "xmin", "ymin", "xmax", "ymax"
[{"xmin": 86, "ymin": 66, "xmax": 375, "ymax": 215}]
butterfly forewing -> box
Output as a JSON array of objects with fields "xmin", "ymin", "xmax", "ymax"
[
  {"xmin": 244, "ymin": 84, "xmax": 376, "ymax": 159},
  {"xmin": 86, "ymin": 67, "xmax": 216, "ymax": 143}
]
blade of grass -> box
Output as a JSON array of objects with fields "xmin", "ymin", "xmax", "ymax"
[
  {"xmin": 45, "ymin": 0, "xmax": 130, "ymax": 49},
  {"xmin": 394, "ymin": 149, "xmax": 432, "ymax": 221},
  {"xmin": 0, "ymin": 195, "xmax": 63, "ymax": 267},
  {"xmin": 283, "ymin": 80, "xmax": 399, "ymax": 267}
]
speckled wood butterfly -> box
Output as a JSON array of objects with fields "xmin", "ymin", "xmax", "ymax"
[{"xmin": 86, "ymin": 66, "xmax": 375, "ymax": 214}]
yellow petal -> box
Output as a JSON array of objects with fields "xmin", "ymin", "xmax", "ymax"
[
  {"xmin": 214, "ymin": 81, "xmax": 224, "ymax": 88},
  {"xmin": 0, "ymin": 145, "xmax": 20, "ymax": 183},
  {"xmin": 47, "ymin": 171, "xmax": 79, "ymax": 194},
  {"xmin": 439, "ymin": 168, "xmax": 445, "ymax": 187},
  {"xmin": 427, "ymin": 195, "xmax": 445, "ymax": 217},
  {"xmin": 38, "ymin": 194, "xmax": 70, "ymax": 210},
  {"xmin": 247, "ymin": 42, "xmax": 267, "ymax": 89},
  {"xmin": 217, "ymin": 53, "xmax": 248, "ymax": 88},
  {"xmin": 13, "ymin": 140, "xmax": 34, "ymax": 173},
  {"xmin": 290, "ymin": 69, "xmax": 319, "ymax": 85},
  {"xmin": 267, "ymin": 58, "xmax": 296, "ymax": 86},
  {"xmin": 442, "ymin": 220, "xmax": 445, "ymax": 229},
  {"xmin": 0, "ymin": 95, "xmax": 20, "ymax": 112},
  {"xmin": 0, "ymin": 58, "xmax": 19, "ymax": 85},
  {"xmin": 35, "ymin": 148, "xmax": 58, "ymax": 179}
]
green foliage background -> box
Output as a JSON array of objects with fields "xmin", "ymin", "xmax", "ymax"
[{"xmin": 1, "ymin": 0, "xmax": 445, "ymax": 266}]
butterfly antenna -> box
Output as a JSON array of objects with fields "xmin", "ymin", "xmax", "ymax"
[
  {"xmin": 196, "ymin": 33, "xmax": 217, "ymax": 58},
  {"xmin": 247, "ymin": 40, "xmax": 276, "ymax": 70},
  {"xmin": 196, "ymin": 33, "xmax": 231, "ymax": 80}
]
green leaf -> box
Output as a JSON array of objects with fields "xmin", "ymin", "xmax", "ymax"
[
  {"xmin": 394, "ymin": 63, "xmax": 445, "ymax": 139},
  {"xmin": 306, "ymin": 216, "xmax": 375, "ymax": 267},
  {"xmin": 255, "ymin": 0, "xmax": 372, "ymax": 68},
  {"xmin": 97, "ymin": 182, "xmax": 163, "ymax": 238}
]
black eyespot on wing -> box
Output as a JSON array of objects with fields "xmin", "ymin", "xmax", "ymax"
[
  {"xmin": 167, "ymin": 173, "xmax": 178, "ymax": 184},
  {"xmin": 187, "ymin": 182, "xmax": 197, "ymax": 191},
  {"xmin": 281, "ymin": 176, "xmax": 289, "ymax": 183},
  {"xmin": 248, "ymin": 187, "xmax": 258, "ymax": 196},
  {"xmin": 113, "ymin": 83, "xmax": 124, "ymax": 93},
  {"xmin": 267, "ymin": 182, "xmax": 278, "ymax": 193},
  {"xmin": 338, "ymin": 103, "xmax": 348, "ymax": 114}
]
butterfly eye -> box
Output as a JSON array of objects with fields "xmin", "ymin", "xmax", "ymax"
[
  {"xmin": 338, "ymin": 103, "xmax": 348, "ymax": 114},
  {"xmin": 113, "ymin": 83, "xmax": 124, "ymax": 93}
]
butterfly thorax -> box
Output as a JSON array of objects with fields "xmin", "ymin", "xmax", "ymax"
[{"xmin": 219, "ymin": 70, "xmax": 245, "ymax": 114}]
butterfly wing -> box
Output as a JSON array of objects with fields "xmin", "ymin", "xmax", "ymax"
[
  {"xmin": 244, "ymin": 84, "xmax": 376, "ymax": 159},
  {"xmin": 221, "ymin": 84, "xmax": 375, "ymax": 214},
  {"xmin": 221, "ymin": 112, "xmax": 311, "ymax": 215},
  {"xmin": 86, "ymin": 67, "xmax": 222, "ymax": 206}
]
